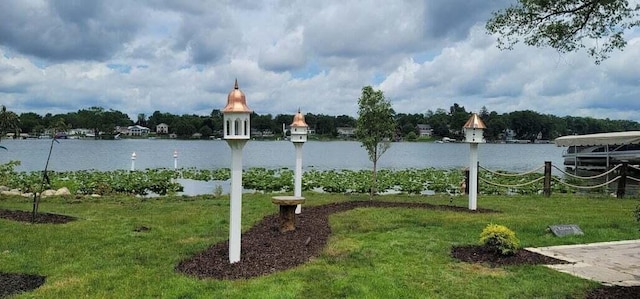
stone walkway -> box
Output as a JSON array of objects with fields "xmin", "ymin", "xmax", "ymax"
[{"xmin": 527, "ymin": 240, "xmax": 640, "ymax": 286}]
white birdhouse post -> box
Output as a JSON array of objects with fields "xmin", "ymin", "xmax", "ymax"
[
  {"xmin": 290, "ymin": 109, "xmax": 308, "ymax": 214},
  {"xmin": 130, "ymin": 152, "xmax": 136, "ymax": 172},
  {"xmin": 173, "ymin": 150, "xmax": 178, "ymax": 170},
  {"xmin": 222, "ymin": 79, "xmax": 252, "ymax": 264},
  {"xmin": 463, "ymin": 113, "xmax": 486, "ymax": 211}
]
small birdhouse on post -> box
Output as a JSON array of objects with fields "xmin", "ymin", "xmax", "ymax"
[
  {"xmin": 222, "ymin": 79, "xmax": 252, "ymax": 264},
  {"xmin": 463, "ymin": 113, "xmax": 486, "ymax": 211},
  {"xmin": 290, "ymin": 109, "xmax": 308, "ymax": 214}
]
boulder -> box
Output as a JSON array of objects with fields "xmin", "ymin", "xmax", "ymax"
[
  {"xmin": 41, "ymin": 189, "xmax": 57, "ymax": 197},
  {"xmin": 55, "ymin": 187, "xmax": 71, "ymax": 196},
  {"xmin": 1, "ymin": 190, "xmax": 21, "ymax": 196},
  {"xmin": 0, "ymin": 186, "xmax": 9, "ymax": 192}
]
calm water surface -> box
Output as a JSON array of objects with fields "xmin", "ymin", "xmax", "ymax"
[{"xmin": 0, "ymin": 139, "xmax": 565, "ymax": 173}]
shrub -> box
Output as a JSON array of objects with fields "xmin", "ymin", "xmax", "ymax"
[{"xmin": 479, "ymin": 224, "xmax": 520, "ymax": 256}]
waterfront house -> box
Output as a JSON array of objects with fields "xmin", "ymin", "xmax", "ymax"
[
  {"xmin": 127, "ymin": 125, "xmax": 150, "ymax": 136},
  {"xmin": 337, "ymin": 127, "xmax": 356, "ymax": 138},
  {"xmin": 416, "ymin": 124, "xmax": 433, "ymax": 137},
  {"xmin": 156, "ymin": 123, "xmax": 169, "ymax": 134}
]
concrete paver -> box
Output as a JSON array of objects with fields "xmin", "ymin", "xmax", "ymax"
[{"xmin": 527, "ymin": 239, "xmax": 640, "ymax": 286}]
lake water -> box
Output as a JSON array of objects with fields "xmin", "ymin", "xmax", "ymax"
[{"xmin": 0, "ymin": 138, "xmax": 566, "ymax": 173}]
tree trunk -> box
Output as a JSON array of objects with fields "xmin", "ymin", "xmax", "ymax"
[
  {"xmin": 371, "ymin": 146, "xmax": 378, "ymax": 199},
  {"xmin": 371, "ymin": 160, "xmax": 377, "ymax": 199}
]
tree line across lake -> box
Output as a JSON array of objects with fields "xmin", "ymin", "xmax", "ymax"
[{"xmin": 2, "ymin": 104, "xmax": 640, "ymax": 142}]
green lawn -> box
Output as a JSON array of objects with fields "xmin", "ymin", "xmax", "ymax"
[{"xmin": 1, "ymin": 193, "xmax": 639, "ymax": 298}]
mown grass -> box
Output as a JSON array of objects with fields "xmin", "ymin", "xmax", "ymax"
[{"xmin": 1, "ymin": 193, "xmax": 639, "ymax": 298}]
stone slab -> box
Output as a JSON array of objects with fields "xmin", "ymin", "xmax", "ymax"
[
  {"xmin": 527, "ymin": 239, "xmax": 640, "ymax": 286},
  {"xmin": 548, "ymin": 224, "xmax": 584, "ymax": 237}
]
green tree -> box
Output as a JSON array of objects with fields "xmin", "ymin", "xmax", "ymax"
[
  {"xmin": 0, "ymin": 105, "xmax": 20, "ymax": 139},
  {"xmin": 355, "ymin": 86, "xmax": 396, "ymax": 198},
  {"xmin": 136, "ymin": 113, "xmax": 147, "ymax": 127},
  {"xmin": 487, "ymin": 0, "xmax": 640, "ymax": 64},
  {"xmin": 19, "ymin": 112, "xmax": 42, "ymax": 134},
  {"xmin": 426, "ymin": 108, "xmax": 450, "ymax": 138}
]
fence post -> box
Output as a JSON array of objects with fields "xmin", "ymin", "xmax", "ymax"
[
  {"xmin": 543, "ymin": 161, "xmax": 552, "ymax": 197},
  {"xmin": 464, "ymin": 168, "xmax": 469, "ymax": 195},
  {"xmin": 617, "ymin": 162, "xmax": 627, "ymax": 199}
]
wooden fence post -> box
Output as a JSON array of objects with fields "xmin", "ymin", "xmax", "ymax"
[
  {"xmin": 544, "ymin": 161, "xmax": 552, "ymax": 197},
  {"xmin": 464, "ymin": 168, "xmax": 470, "ymax": 195},
  {"xmin": 617, "ymin": 162, "xmax": 627, "ymax": 199}
]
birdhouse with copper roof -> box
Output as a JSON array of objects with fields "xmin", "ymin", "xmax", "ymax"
[
  {"xmin": 290, "ymin": 109, "xmax": 308, "ymax": 143},
  {"xmin": 222, "ymin": 79, "xmax": 252, "ymax": 140},
  {"xmin": 463, "ymin": 113, "xmax": 486, "ymax": 143}
]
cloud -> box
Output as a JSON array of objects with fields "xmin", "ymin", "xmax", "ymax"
[
  {"xmin": 0, "ymin": 0, "xmax": 639, "ymax": 124},
  {"xmin": 0, "ymin": 0, "xmax": 142, "ymax": 62},
  {"xmin": 258, "ymin": 27, "xmax": 306, "ymax": 72}
]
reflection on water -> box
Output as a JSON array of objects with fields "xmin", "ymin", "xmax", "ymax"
[{"xmin": 175, "ymin": 179, "xmax": 259, "ymax": 196}]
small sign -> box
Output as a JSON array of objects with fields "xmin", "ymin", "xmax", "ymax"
[{"xmin": 548, "ymin": 224, "xmax": 584, "ymax": 237}]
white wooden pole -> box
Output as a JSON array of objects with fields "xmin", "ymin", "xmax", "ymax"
[
  {"xmin": 227, "ymin": 139, "xmax": 247, "ymax": 263},
  {"xmin": 173, "ymin": 150, "xmax": 178, "ymax": 170},
  {"xmin": 294, "ymin": 142, "xmax": 303, "ymax": 214},
  {"xmin": 131, "ymin": 152, "xmax": 136, "ymax": 171},
  {"xmin": 469, "ymin": 143, "xmax": 478, "ymax": 210}
]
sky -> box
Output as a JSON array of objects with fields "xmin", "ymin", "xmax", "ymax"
[{"xmin": 1, "ymin": 0, "xmax": 640, "ymax": 123}]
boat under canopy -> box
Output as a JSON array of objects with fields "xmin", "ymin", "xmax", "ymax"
[
  {"xmin": 555, "ymin": 131, "xmax": 640, "ymax": 147},
  {"xmin": 555, "ymin": 131, "xmax": 640, "ymax": 169}
]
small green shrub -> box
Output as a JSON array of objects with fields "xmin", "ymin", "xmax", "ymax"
[
  {"xmin": 634, "ymin": 205, "xmax": 640, "ymax": 228},
  {"xmin": 479, "ymin": 224, "xmax": 520, "ymax": 256}
]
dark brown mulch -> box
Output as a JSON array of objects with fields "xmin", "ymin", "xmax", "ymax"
[
  {"xmin": 0, "ymin": 273, "xmax": 45, "ymax": 298},
  {"xmin": 0, "ymin": 209, "xmax": 76, "ymax": 224},
  {"xmin": 176, "ymin": 201, "xmax": 495, "ymax": 279},
  {"xmin": 450, "ymin": 244, "xmax": 569, "ymax": 267},
  {"xmin": 584, "ymin": 285, "xmax": 640, "ymax": 299}
]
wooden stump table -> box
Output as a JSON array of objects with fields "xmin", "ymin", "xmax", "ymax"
[{"xmin": 271, "ymin": 196, "xmax": 305, "ymax": 233}]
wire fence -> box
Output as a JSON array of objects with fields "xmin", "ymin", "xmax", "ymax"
[{"xmin": 475, "ymin": 161, "xmax": 640, "ymax": 198}]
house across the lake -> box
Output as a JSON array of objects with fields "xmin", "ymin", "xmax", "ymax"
[
  {"xmin": 156, "ymin": 123, "xmax": 169, "ymax": 134},
  {"xmin": 127, "ymin": 125, "xmax": 150, "ymax": 136}
]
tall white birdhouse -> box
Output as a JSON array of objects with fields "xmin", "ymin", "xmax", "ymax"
[
  {"xmin": 463, "ymin": 113, "xmax": 486, "ymax": 143},
  {"xmin": 223, "ymin": 79, "xmax": 252, "ymax": 140}
]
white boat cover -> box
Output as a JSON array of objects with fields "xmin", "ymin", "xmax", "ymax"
[{"xmin": 555, "ymin": 131, "xmax": 640, "ymax": 147}]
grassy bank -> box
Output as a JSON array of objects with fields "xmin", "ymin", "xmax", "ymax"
[{"xmin": 1, "ymin": 193, "xmax": 639, "ymax": 298}]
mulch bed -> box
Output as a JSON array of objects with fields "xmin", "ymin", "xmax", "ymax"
[
  {"xmin": 2, "ymin": 201, "xmax": 638, "ymax": 298},
  {"xmin": 0, "ymin": 209, "xmax": 76, "ymax": 224},
  {"xmin": 175, "ymin": 201, "xmax": 495, "ymax": 279},
  {"xmin": 450, "ymin": 244, "xmax": 569, "ymax": 267},
  {"xmin": 0, "ymin": 273, "xmax": 45, "ymax": 298}
]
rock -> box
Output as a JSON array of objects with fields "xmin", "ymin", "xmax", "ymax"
[
  {"xmin": 41, "ymin": 189, "xmax": 56, "ymax": 197},
  {"xmin": 55, "ymin": 187, "xmax": 71, "ymax": 196},
  {"xmin": 0, "ymin": 186, "xmax": 9, "ymax": 192},
  {"xmin": 22, "ymin": 192, "xmax": 33, "ymax": 198},
  {"xmin": 1, "ymin": 190, "xmax": 21, "ymax": 196},
  {"xmin": 90, "ymin": 194, "xmax": 101, "ymax": 198}
]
